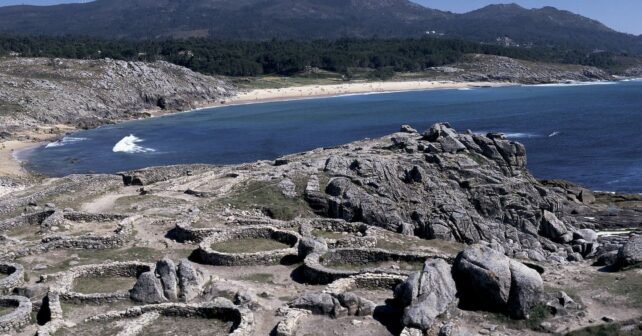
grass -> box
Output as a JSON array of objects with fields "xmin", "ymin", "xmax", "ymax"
[
  {"xmin": 140, "ymin": 315, "xmax": 233, "ymax": 336},
  {"xmin": 0, "ymin": 100, "xmax": 23, "ymax": 116},
  {"xmin": 566, "ymin": 324, "xmax": 642, "ymax": 336},
  {"xmin": 311, "ymin": 229, "xmax": 349, "ymax": 240},
  {"xmin": 73, "ymin": 276, "xmax": 136, "ymax": 294},
  {"xmin": 590, "ymin": 268, "xmax": 642, "ymax": 308},
  {"xmin": 220, "ymin": 180, "xmax": 314, "ymax": 221},
  {"xmin": 323, "ymin": 259, "xmax": 424, "ymax": 272},
  {"xmin": 487, "ymin": 304, "xmax": 551, "ymax": 331},
  {"xmin": 375, "ymin": 237, "xmax": 464, "ymax": 256},
  {"xmin": 74, "ymin": 246, "xmax": 167, "ymax": 263},
  {"xmin": 6, "ymin": 224, "xmax": 42, "ymax": 241},
  {"xmin": 210, "ymin": 238, "xmax": 291, "ymax": 253},
  {"xmin": 54, "ymin": 319, "xmax": 123, "ymax": 336},
  {"xmin": 237, "ymin": 273, "xmax": 275, "ymax": 284},
  {"xmin": 0, "ymin": 306, "xmax": 15, "ymax": 316}
]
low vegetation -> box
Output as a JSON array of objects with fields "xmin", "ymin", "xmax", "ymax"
[
  {"xmin": 72, "ymin": 276, "xmax": 137, "ymax": 294},
  {"xmin": 220, "ymin": 180, "xmax": 314, "ymax": 221},
  {"xmin": 1, "ymin": 35, "xmax": 637, "ymax": 78},
  {"xmin": 210, "ymin": 238, "xmax": 291, "ymax": 253}
]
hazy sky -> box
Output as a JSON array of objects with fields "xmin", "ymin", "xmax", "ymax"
[{"xmin": 0, "ymin": 0, "xmax": 640, "ymax": 35}]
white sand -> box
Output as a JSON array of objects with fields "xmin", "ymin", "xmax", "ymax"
[{"xmin": 228, "ymin": 80, "xmax": 509, "ymax": 104}]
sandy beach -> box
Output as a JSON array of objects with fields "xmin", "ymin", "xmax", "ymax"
[
  {"xmin": 0, "ymin": 125, "xmax": 76, "ymax": 179},
  {"xmin": 0, "ymin": 80, "xmax": 508, "ymax": 180},
  {"xmin": 227, "ymin": 80, "xmax": 509, "ymax": 104}
]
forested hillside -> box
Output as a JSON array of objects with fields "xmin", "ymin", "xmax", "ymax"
[{"xmin": 0, "ymin": 36, "xmax": 631, "ymax": 77}]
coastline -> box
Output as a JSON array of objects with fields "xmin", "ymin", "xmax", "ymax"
[
  {"xmin": 0, "ymin": 78, "xmax": 622, "ymax": 180},
  {"xmin": 224, "ymin": 80, "xmax": 510, "ymax": 105}
]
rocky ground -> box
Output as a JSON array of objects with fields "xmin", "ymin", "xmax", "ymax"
[
  {"xmin": 426, "ymin": 54, "xmax": 613, "ymax": 84},
  {"xmin": 0, "ymin": 57, "xmax": 235, "ymax": 139},
  {"xmin": 0, "ymin": 123, "xmax": 640, "ymax": 336}
]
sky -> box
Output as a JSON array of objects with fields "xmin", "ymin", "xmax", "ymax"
[{"xmin": 0, "ymin": 0, "xmax": 640, "ymax": 35}]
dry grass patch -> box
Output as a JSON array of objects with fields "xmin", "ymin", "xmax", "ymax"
[
  {"xmin": 140, "ymin": 315, "xmax": 234, "ymax": 336},
  {"xmin": 73, "ymin": 276, "xmax": 137, "ymax": 294},
  {"xmin": 210, "ymin": 238, "xmax": 291, "ymax": 253}
]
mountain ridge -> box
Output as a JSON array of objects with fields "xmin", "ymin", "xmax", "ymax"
[{"xmin": 0, "ymin": 0, "xmax": 640, "ymax": 53}]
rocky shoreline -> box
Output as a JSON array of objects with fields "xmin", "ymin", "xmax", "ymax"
[{"xmin": 0, "ymin": 123, "xmax": 640, "ymax": 335}]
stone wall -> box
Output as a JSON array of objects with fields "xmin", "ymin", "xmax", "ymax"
[
  {"xmin": 42, "ymin": 261, "xmax": 152, "ymax": 304},
  {"xmin": 0, "ymin": 262, "xmax": 24, "ymax": 294},
  {"xmin": 195, "ymin": 226, "xmax": 300, "ymax": 266},
  {"xmin": 303, "ymin": 248, "xmax": 451, "ymax": 284},
  {"xmin": 0, "ymin": 295, "xmax": 32, "ymax": 332}
]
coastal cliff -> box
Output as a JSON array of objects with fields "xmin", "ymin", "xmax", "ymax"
[
  {"xmin": 0, "ymin": 57, "xmax": 235, "ymax": 139},
  {"xmin": 0, "ymin": 124, "xmax": 639, "ymax": 335}
]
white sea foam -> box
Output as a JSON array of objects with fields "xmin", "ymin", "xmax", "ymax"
[
  {"xmin": 548, "ymin": 131, "xmax": 561, "ymax": 137},
  {"xmin": 45, "ymin": 136, "xmax": 88, "ymax": 148},
  {"xmin": 526, "ymin": 81, "xmax": 618, "ymax": 88},
  {"xmin": 112, "ymin": 135, "xmax": 155, "ymax": 153},
  {"xmin": 473, "ymin": 131, "xmax": 540, "ymax": 139},
  {"xmin": 503, "ymin": 132, "xmax": 540, "ymax": 139}
]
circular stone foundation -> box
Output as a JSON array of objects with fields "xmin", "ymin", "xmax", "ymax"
[
  {"xmin": 304, "ymin": 248, "xmax": 442, "ymax": 284},
  {"xmin": 195, "ymin": 227, "xmax": 300, "ymax": 266},
  {"xmin": 78, "ymin": 300, "xmax": 254, "ymax": 336},
  {"xmin": 0, "ymin": 262, "xmax": 24, "ymax": 294},
  {"xmin": 301, "ymin": 220, "xmax": 376, "ymax": 249},
  {"xmin": 47, "ymin": 262, "xmax": 152, "ymax": 303},
  {"xmin": 0, "ymin": 295, "xmax": 32, "ymax": 332}
]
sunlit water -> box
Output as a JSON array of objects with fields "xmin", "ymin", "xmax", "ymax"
[{"xmin": 22, "ymin": 80, "xmax": 642, "ymax": 193}]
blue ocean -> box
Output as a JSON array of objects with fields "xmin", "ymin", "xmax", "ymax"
[{"xmin": 22, "ymin": 80, "xmax": 642, "ymax": 193}]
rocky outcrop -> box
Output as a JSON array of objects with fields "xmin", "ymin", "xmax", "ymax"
[
  {"xmin": 395, "ymin": 259, "xmax": 457, "ymax": 330},
  {"xmin": 289, "ymin": 292, "xmax": 375, "ymax": 318},
  {"xmin": 616, "ymin": 235, "xmax": 642, "ymax": 269},
  {"xmin": 306, "ymin": 123, "xmax": 586, "ymax": 261},
  {"xmin": 131, "ymin": 258, "xmax": 204, "ymax": 304},
  {"xmin": 453, "ymin": 245, "xmax": 543, "ymax": 319},
  {"xmin": 0, "ymin": 57, "xmax": 234, "ymax": 137},
  {"xmin": 448, "ymin": 54, "xmax": 612, "ymax": 84}
]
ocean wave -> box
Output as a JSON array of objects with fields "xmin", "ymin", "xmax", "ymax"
[
  {"xmin": 503, "ymin": 132, "xmax": 540, "ymax": 139},
  {"xmin": 457, "ymin": 88, "xmax": 474, "ymax": 91},
  {"xmin": 112, "ymin": 135, "xmax": 156, "ymax": 154},
  {"xmin": 526, "ymin": 81, "xmax": 618, "ymax": 88},
  {"xmin": 548, "ymin": 131, "xmax": 561, "ymax": 137},
  {"xmin": 45, "ymin": 136, "xmax": 88, "ymax": 149},
  {"xmin": 476, "ymin": 131, "xmax": 540, "ymax": 139}
]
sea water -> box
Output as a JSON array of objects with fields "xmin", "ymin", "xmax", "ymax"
[{"xmin": 23, "ymin": 80, "xmax": 642, "ymax": 193}]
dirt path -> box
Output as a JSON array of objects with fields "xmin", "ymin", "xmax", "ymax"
[{"xmin": 81, "ymin": 187, "xmax": 140, "ymax": 213}]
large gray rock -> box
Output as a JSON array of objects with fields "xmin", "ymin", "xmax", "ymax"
[
  {"xmin": 453, "ymin": 245, "xmax": 544, "ymax": 319},
  {"xmin": 290, "ymin": 292, "xmax": 375, "ymax": 318},
  {"xmin": 508, "ymin": 260, "xmax": 544, "ymax": 319},
  {"xmin": 298, "ymin": 236, "xmax": 328, "ymax": 258},
  {"xmin": 397, "ymin": 259, "xmax": 457, "ymax": 330},
  {"xmin": 337, "ymin": 292, "xmax": 376, "ymax": 317},
  {"xmin": 290, "ymin": 293, "xmax": 345, "ymax": 317},
  {"xmin": 453, "ymin": 245, "xmax": 511, "ymax": 310},
  {"xmin": 155, "ymin": 258, "xmax": 178, "ymax": 301},
  {"xmin": 617, "ymin": 235, "xmax": 642, "ymax": 269},
  {"xmin": 540, "ymin": 211, "xmax": 569, "ymax": 242},
  {"xmin": 177, "ymin": 259, "xmax": 204, "ymax": 302},
  {"xmin": 130, "ymin": 271, "xmax": 167, "ymax": 304}
]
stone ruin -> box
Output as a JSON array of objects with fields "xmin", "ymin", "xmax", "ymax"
[{"xmin": 0, "ymin": 123, "xmax": 639, "ymax": 335}]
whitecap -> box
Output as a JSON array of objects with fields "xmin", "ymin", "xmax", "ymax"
[
  {"xmin": 45, "ymin": 136, "xmax": 88, "ymax": 148},
  {"xmin": 548, "ymin": 131, "xmax": 561, "ymax": 137},
  {"xmin": 526, "ymin": 81, "xmax": 618, "ymax": 88},
  {"xmin": 503, "ymin": 132, "xmax": 540, "ymax": 139},
  {"xmin": 112, "ymin": 135, "xmax": 156, "ymax": 153},
  {"xmin": 472, "ymin": 131, "xmax": 540, "ymax": 139}
]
